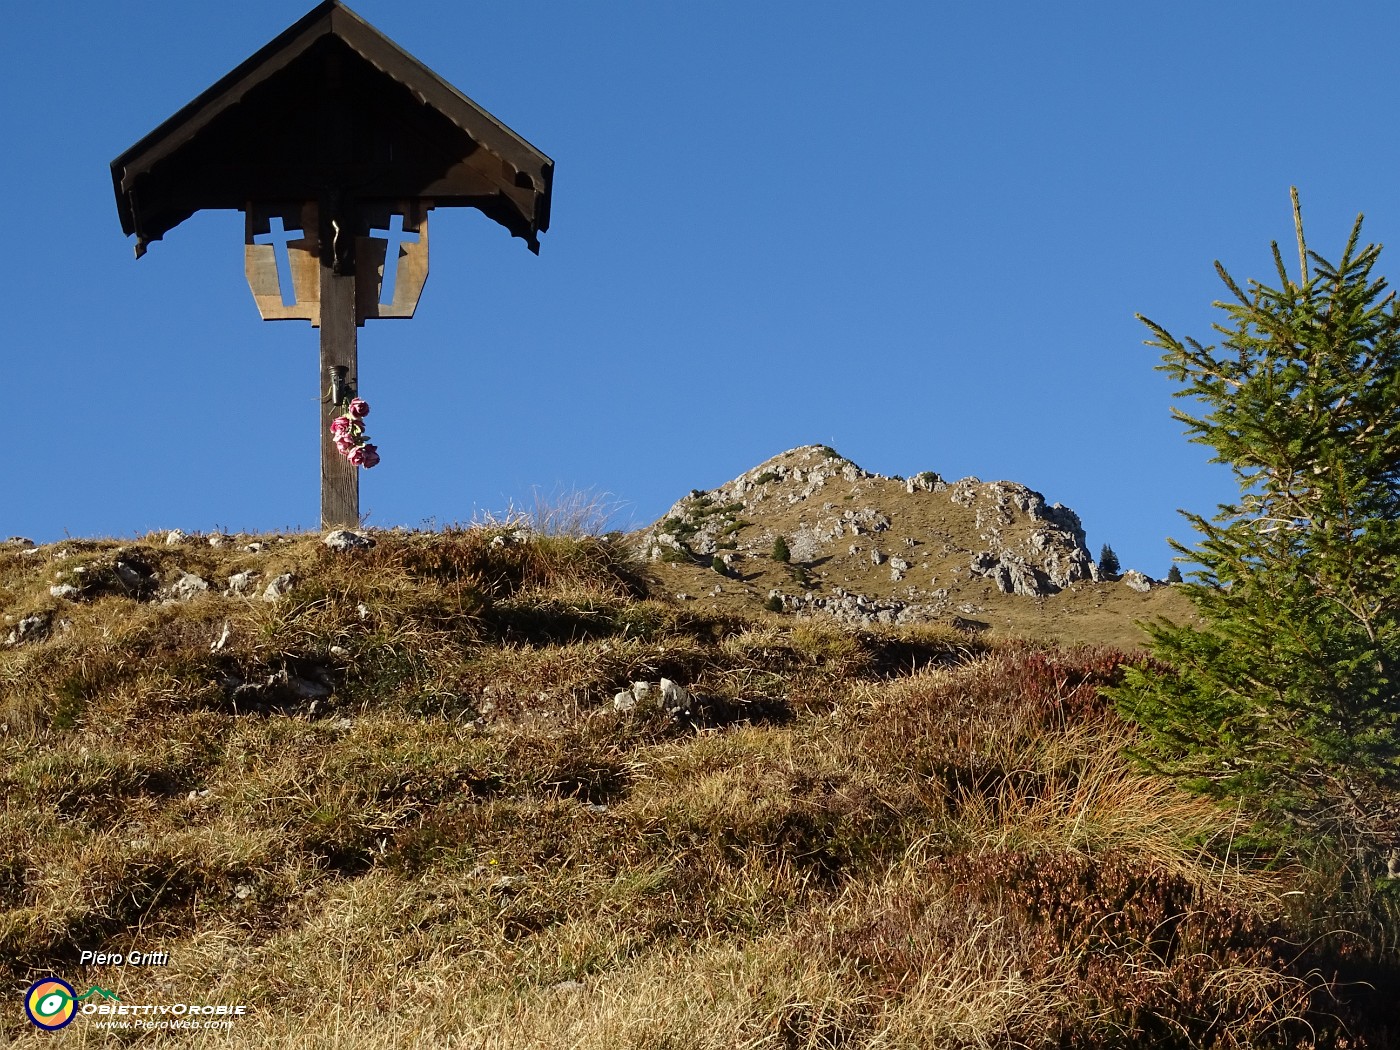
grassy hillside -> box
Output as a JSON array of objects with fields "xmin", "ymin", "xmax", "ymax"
[{"xmin": 1, "ymin": 527, "xmax": 1394, "ymax": 1047}]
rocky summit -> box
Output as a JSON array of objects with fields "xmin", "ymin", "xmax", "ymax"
[{"xmin": 633, "ymin": 445, "xmax": 1194, "ymax": 648}]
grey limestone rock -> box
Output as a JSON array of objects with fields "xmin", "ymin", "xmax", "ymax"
[
  {"xmin": 1042, "ymin": 503, "xmax": 1087, "ymax": 548},
  {"xmin": 263, "ymin": 573, "xmax": 298, "ymax": 602},
  {"xmin": 6, "ymin": 613, "xmax": 52, "ymax": 645},
  {"xmin": 1001, "ymin": 559, "xmax": 1050, "ymax": 598},
  {"xmin": 1041, "ymin": 547, "xmax": 1094, "ymax": 588},
  {"xmin": 949, "ymin": 477, "xmax": 982, "ymax": 507},
  {"xmin": 615, "ymin": 681, "xmax": 661, "ymax": 714},
  {"xmin": 323, "ymin": 529, "xmax": 375, "ymax": 552},
  {"xmin": 1121, "ymin": 570, "xmax": 1155, "ymax": 593},
  {"xmin": 776, "ymin": 589, "xmax": 947, "ymax": 628},
  {"xmin": 971, "ymin": 551, "xmax": 1053, "ymax": 597},
  {"xmin": 168, "ymin": 572, "xmax": 212, "ymax": 602},
  {"xmin": 905, "ymin": 471, "xmax": 945, "ymax": 494},
  {"xmin": 660, "ymin": 678, "xmax": 693, "ymax": 717},
  {"xmin": 226, "ymin": 571, "xmax": 261, "ymax": 596},
  {"xmin": 787, "ymin": 529, "xmax": 822, "ymax": 562}
]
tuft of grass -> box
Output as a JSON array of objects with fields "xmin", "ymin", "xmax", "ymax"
[{"xmin": 473, "ymin": 486, "xmax": 628, "ymax": 540}]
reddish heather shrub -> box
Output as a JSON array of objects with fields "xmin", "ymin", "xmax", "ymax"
[{"xmin": 926, "ymin": 848, "xmax": 1372, "ymax": 1048}]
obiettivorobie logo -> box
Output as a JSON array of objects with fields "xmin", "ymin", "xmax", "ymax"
[
  {"xmin": 24, "ymin": 977, "xmax": 249, "ymax": 1031},
  {"xmin": 24, "ymin": 979, "xmax": 117, "ymax": 1031}
]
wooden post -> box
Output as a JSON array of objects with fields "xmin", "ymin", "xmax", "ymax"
[
  {"xmin": 112, "ymin": 7, "xmax": 553, "ymax": 537},
  {"xmin": 319, "ymin": 204, "xmax": 359, "ymax": 531}
]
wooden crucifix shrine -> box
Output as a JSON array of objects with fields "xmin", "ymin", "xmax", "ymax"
[{"xmin": 110, "ymin": 0, "xmax": 553, "ymax": 529}]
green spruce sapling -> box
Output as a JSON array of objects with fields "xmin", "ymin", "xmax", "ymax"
[{"xmin": 1113, "ymin": 190, "xmax": 1400, "ymax": 853}]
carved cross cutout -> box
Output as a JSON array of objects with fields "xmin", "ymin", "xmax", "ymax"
[
  {"xmin": 356, "ymin": 201, "xmax": 430, "ymax": 322},
  {"xmin": 371, "ymin": 215, "xmax": 419, "ymax": 304},
  {"xmin": 244, "ymin": 200, "xmax": 431, "ymax": 326},
  {"xmin": 253, "ymin": 217, "xmax": 304, "ymax": 306},
  {"xmin": 245, "ymin": 203, "xmax": 320, "ymax": 321}
]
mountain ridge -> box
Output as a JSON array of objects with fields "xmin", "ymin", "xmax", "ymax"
[{"xmin": 632, "ymin": 444, "xmax": 1193, "ymax": 649}]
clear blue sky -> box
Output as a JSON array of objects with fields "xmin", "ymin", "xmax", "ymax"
[{"xmin": 4, "ymin": 1, "xmax": 1398, "ymax": 575}]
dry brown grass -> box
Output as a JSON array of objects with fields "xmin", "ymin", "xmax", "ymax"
[{"xmin": 1, "ymin": 528, "xmax": 1392, "ymax": 1047}]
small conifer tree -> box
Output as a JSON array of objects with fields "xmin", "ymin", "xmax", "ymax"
[
  {"xmin": 772, "ymin": 536, "xmax": 791, "ymax": 563},
  {"xmin": 1113, "ymin": 193, "xmax": 1400, "ymax": 850},
  {"xmin": 1098, "ymin": 544, "xmax": 1121, "ymax": 578},
  {"xmin": 1165, "ymin": 565, "xmax": 1184, "ymax": 584}
]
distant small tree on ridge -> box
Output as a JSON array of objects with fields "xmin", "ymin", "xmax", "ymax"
[{"xmin": 1098, "ymin": 544, "xmax": 1121, "ymax": 578}]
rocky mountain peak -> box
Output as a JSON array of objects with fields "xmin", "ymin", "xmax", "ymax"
[{"xmin": 633, "ymin": 446, "xmax": 1166, "ymax": 640}]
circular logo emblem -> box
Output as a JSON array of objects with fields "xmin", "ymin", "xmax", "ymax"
[{"xmin": 26, "ymin": 978, "xmax": 77, "ymax": 1030}]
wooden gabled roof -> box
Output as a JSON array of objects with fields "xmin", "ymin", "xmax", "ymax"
[{"xmin": 111, "ymin": 0, "xmax": 552, "ymax": 256}]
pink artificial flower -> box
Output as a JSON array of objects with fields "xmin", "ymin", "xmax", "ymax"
[
  {"xmin": 347, "ymin": 398, "xmax": 370, "ymax": 419},
  {"xmin": 329, "ymin": 415, "xmax": 353, "ymax": 437},
  {"xmin": 347, "ymin": 445, "xmax": 369, "ymax": 467},
  {"xmin": 335, "ymin": 433, "xmax": 357, "ymax": 456},
  {"xmin": 360, "ymin": 444, "xmax": 380, "ymax": 469}
]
